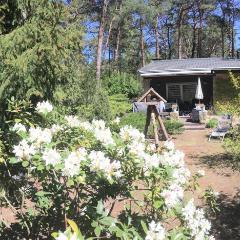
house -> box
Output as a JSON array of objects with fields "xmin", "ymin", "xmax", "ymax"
[{"xmin": 138, "ymin": 58, "xmax": 240, "ymax": 112}]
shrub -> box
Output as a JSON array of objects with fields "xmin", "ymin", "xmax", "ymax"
[
  {"xmin": 108, "ymin": 94, "xmax": 132, "ymax": 118},
  {"xmin": 119, "ymin": 112, "xmax": 146, "ymax": 131},
  {"xmin": 103, "ymin": 72, "xmax": 142, "ymax": 99},
  {"xmin": 0, "ymin": 101, "xmax": 213, "ymax": 239},
  {"xmin": 206, "ymin": 118, "xmax": 218, "ymax": 128},
  {"xmin": 119, "ymin": 113, "xmax": 184, "ymax": 135},
  {"xmin": 164, "ymin": 119, "xmax": 184, "ymax": 135},
  {"xmin": 92, "ymin": 89, "xmax": 111, "ymax": 122}
]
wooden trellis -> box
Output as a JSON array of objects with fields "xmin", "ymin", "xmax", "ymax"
[{"xmin": 138, "ymin": 88, "xmax": 169, "ymax": 147}]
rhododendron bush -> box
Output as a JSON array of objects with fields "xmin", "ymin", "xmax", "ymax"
[{"xmin": 0, "ymin": 101, "xmax": 214, "ymax": 239}]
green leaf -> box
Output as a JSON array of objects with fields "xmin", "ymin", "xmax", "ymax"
[
  {"xmin": 153, "ymin": 200, "xmax": 163, "ymax": 209},
  {"xmin": 9, "ymin": 157, "xmax": 19, "ymax": 164},
  {"xmin": 67, "ymin": 219, "xmax": 79, "ymax": 233},
  {"xmin": 141, "ymin": 220, "xmax": 148, "ymax": 234},
  {"xmin": 96, "ymin": 200, "xmax": 104, "ymax": 214},
  {"xmin": 36, "ymin": 191, "xmax": 51, "ymax": 197},
  {"xmin": 94, "ymin": 226, "xmax": 101, "ymax": 237},
  {"xmin": 67, "ymin": 179, "xmax": 74, "ymax": 187},
  {"xmin": 51, "ymin": 232, "xmax": 58, "ymax": 238},
  {"xmin": 22, "ymin": 161, "xmax": 29, "ymax": 167}
]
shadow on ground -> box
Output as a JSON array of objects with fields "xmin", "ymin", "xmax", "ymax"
[
  {"xmin": 189, "ymin": 152, "xmax": 240, "ymax": 172},
  {"xmin": 210, "ymin": 191, "xmax": 240, "ymax": 240}
]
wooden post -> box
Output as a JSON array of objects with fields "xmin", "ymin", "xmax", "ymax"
[
  {"xmin": 144, "ymin": 106, "xmax": 151, "ymax": 137},
  {"xmin": 153, "ymin": 106, "xmax": 169, "ymax": 141},
  {"xmin": 151, "ymin": 106, "xmax": 159, "ymax": 147}
]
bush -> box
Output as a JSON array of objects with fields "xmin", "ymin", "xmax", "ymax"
[
  {"xmin": 0, "ymin": 102, "xmax": 213, "ymax": 239},
  {"xmin": 103, "ymin": 72, "xmax": 142, "ymax": 99},
  {"xmin": 108, "ymin": 94, "xmax": 132, "ymax": 118},
  {"xmin": 119, "ymin": 113, "xmax": 184, "ymax": 135},
  {"xmin": 119, "ymin": 112, "xmax": 146, "ymax": 132},
  {"xmin": 164, "ymin": 119, "xmax": 184, "ymax": 135},
  {"xmin": 206, "ymin": 118, "xmax": 218, "ymax": 128}
]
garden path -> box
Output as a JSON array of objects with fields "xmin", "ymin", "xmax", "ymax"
[{"xmin": 173, "ymin": 129, "xmax": 240, "ymax": 240}]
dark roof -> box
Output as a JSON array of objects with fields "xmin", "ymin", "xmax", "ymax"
[{"xmin": 139, "ymin": 58, "xmax": 240, "ymax": 77}]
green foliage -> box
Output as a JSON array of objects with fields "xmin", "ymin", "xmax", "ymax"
[
  {"xmin": 119, "ymin": 112, "xmax": 184, "ymax": 135},
  {"xmin": 204, "ymin": 186, "xmax": 220, "ymax": 214},
  {"xmin": 103, "ymin": 72, "xmax": 142, "ymax": 99},
  {"xmin": 108, "ymin": 94, "xmax": 132, "ymax": 118},
  {"xmin": 206, "ymin": 118, "xmax": 218, "ymax": 129},
  {"xmin": 164, "ymin": 119, "xmax": 184, "ymax": 135},
  {"xmin": 92, "ymin": 89, "xmax": 111, "ymax": 122},
  {"xmin": 119, "ymin": 112, "xmax": 146, "ymax": 132},
  {"xmin": 0, "ymin": 0, "xmax": 83, "ymax": 104},
  {"xmin": 224, "ymin": 126, "xmax": 240, "ymax": 163},
  {"xmin": 216, "ymin": 72, "xmax": 240, "ymax": 116}
]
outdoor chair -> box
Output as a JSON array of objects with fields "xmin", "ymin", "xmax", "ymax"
[{"xmin": 208, "ymin": 115, "xmax": 232, "ymax": 141}]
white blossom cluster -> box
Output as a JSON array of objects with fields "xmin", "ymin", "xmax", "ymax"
[
  {"xmin": 182, "ymin": 199, "xmax": 213, "ymax": 240},
  {"xmin": 145, "ymin": 220, "xmax": 166, "ymax": 240},
  {"xmin": 13, "ymin": 139, "xmax": 36, "ymax": 161},
  {"xmin": 11, "ymin": 105, "xmax": 214, "ymax": 239},
  {"xmin": 120, "ymin": 125, "xmax": 145, "ymax": 143},
  {"xmin": 11, "ymin": 123, "xmax": 27, "ymax": 133},
  {"xmin": 89, "ymin": 150, "xmax": 122, "ymax": 180},
  {"xmin": 36, "ymin": 101, "xmax": 53, "ymax": 114},
  {"xmin": 64, "ymin": 117, "xmax": 115, "ymax": 147}
]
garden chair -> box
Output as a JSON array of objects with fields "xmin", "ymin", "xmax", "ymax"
[{"xmin": 208, "ymin": 115, "xmax": 232, "ymax": 141}]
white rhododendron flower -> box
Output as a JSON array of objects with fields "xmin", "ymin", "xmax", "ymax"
[
  {"xmin": 197, "ymin": 169, "xmax": 205, "ymax": 176},
  {"xmin": 56, "ymin": 232, "xmax": 68, "ymax": 240},
  {"xmin": 36, "ymin": 101, "xmax": 53, "ymax": 113},
  {"xmin": 128, "ymin": 141, "xmax": 146, "ymax": 158},
  {"xmin": 94, "ymin": 128, "xmax": 115, "ymax": 146},
  {"xmin": 79, "ymin": 121, "xmax": 93, "ymax": 131},
  {"xmin": 29, "ymin": 127, "xmax": 52, "ymax": 146},
  {"xmin": 182, "ymin": 199, "xmax": 211, "ymax": 238},
  {"xmin": 56, "ymin": 232, "xmax": 78, "ymax": 240},
  {"xmin": 12, "ymin": 123, "xmax": 27, "ymax": 133},
  {"xmin": 145, "ymin": 220, "xmax": 165, "ymax": 240},
  {"xmin": 161, "ymin": 183, "xmax": 184, "ymax": 208},
  {"xmin": 144, "ymin": 153, "xmax": 160, "ymax": 169},
  {"xmin": 13, "ymin": 140, "xmax": 36, "ymax": 160},
  {"xmin": 51, "ymin": 124, "xmax": 63, "ymax": 134},
  {"xmin": 113, "ymin": 117, "xmax": 120, "ymax": 125},
  {"xmin": 65, "ymin": 115, "xmax": 80, "ymax": 127},
  {"xmin": 42, "ymin": 149, "xmax": 61, "ymax": 166},
  {"xmin": 146, "ymin": 143, "xmax": 156, "ymax": 153},
  {"xmin": 120, "ymin": 125, "xmax": 145, "ymax": 143},
  {"xmin": 160, "ymin": 150, "xmax": 185, "ymax": 167},
  {"xmin": 172, "ymin": 167, "xmax": 191, "ymax": 185},
  {"xmin": 88, "ymin": 151, "xmax": 121, "ymax": 179},
  {"xmin": 163, "ymin": 140, "xmax": 175, "ymax": 151},
  {"xmin": 63, "ymin": 148, "xmax": 87, "ymax": 177},
  {"xmin": 92, "ymin": 119, "xmax": 106, "ymax": 129}
]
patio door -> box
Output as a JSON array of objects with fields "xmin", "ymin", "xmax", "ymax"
[{"xmin": 166, "ymin": 82, "xmax": 197, "ymax": 102}]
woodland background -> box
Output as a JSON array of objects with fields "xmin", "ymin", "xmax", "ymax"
[{"xmin": 0, "ymin": 0, "xmax": 240, "ymax": 121}]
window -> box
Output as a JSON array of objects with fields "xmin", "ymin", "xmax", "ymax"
[{"xmin": 166, "ymin": 82, "xmax": 197, "ymax": 102}]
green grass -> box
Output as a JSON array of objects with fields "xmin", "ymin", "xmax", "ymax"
[{"xmin": 119, "ymin": 112, "xmax": 184, "ymax": 136}]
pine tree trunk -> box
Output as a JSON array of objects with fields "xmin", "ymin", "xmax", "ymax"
[
  {"xmin": 96, "ymin": 0, "xmax": 108, "ymax": 85},
  {"xmin": 231, "ymin": 8, "xmax": 235, "ymax": 58},
  {"xmin": 103, "ymin": 16, "xmax": 115, "ymax": 58},
  {"xmin": 167, "ymin": 23, "xmax": 172, "ymax": 59},
  {"xmin": 155, "ymin": 15, "xmax": 160, "ymax": 59},
  {"xmin": 140, "ymin": 18, "xmax": 145, "ymax": 67},
  {"xmin": 177, "ymin": 8, "xmax": 183, "ymax": 59},
  {"xmin": 191, "ymin": 12, "xmax": 197, "ymax": 58},
  {"xmin": 197, "ymin": 8, "xmax": 203, "ymax": 58},
  {"xmin": 114, "ymin": 26, "xmax": 121, "ymax": 63}
]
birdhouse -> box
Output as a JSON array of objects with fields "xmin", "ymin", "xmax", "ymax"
[{"xmin": 138, "ymin": 87, "xmax": 167, "ymax": 105}]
